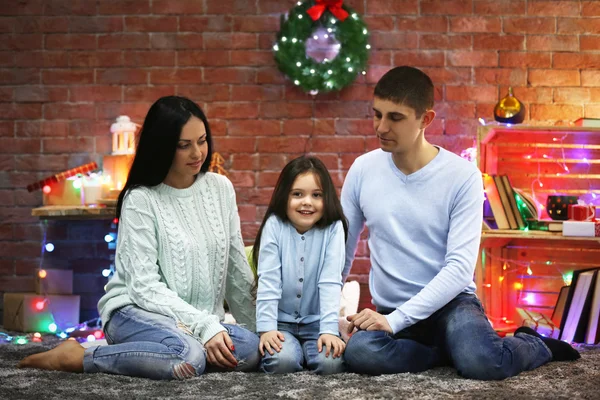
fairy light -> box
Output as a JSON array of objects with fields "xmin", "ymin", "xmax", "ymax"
[
  {"xmin": 38, "ymin": 269, "xmax": 47, "ymax": 279},
  {"xmin": 43, "ymin": 185, "xmax": 51, "ymax": 194},
  {"xmin": 44, "ymin": 243, "xmax": 54, "ymax": 252}
]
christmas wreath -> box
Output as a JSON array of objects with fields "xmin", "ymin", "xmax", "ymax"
[{"xmin": 273, "ymin": 0, "xmax": 370, "ymax": 94}]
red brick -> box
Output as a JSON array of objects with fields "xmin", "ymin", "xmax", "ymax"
[
  {"xmin": 232, "ymin": 16, "xmax": 279, "ymax": 33},
  {"xmin": 70, "ymin": 86, "xmax": 122, "ymax": 102},
  {"xmin": 98, "ymin": 34, "xmax": 150, "ymax": 49},
  {"xmin": 230, "ymin": 154, "xmax": 258, "ymax": 170},
  {"xmin": 177, "ymin": 85, "xmax": 229, "ymax": 102},
  {"xmin": 420, "ymin": 34, "xmax": 471, "ymax": 49},
  {"xmin": 473, "ymin": 34, "xmax": 525, "ymax": 50},
  {"xmin": 231, "ymin": 51, "xmax": 274, "ymax": 67},
  {"xmin": 15, "ymin": 51, "xmax": 69, "ymax": 67},
  {"xmin": 0, "ymin": 121, "xmax": 13, "ymax": 137},
  {"xmin": 529, "ymin": 69, "xmax": 580, "ymax": 86},
  {"xmin": 45, "ymin": 34, "xmax": 97, "ymax": 50},
  {"xmin": 69, "ymin": 51, "xmax": 123, "ymax": 67},
  {"xmin": 179, "ymin": 51, "xmax": 230, "ymax": 67},
  {"xmin": 364, "ymin": 16, "xmax": 395, "ymax": 31},
  {"xmin": 499, "ymin": 86, "xmax": 553, "ymax": 103},
  {"xmin": 256, "ymin": 137, "xmax": 309, "ymax": 153},
  {"xmin": 213, "ymin": 137, "xmax": 256, "ymax": 153},
  {"xmin": 43, "ymin": 137, "xmax": 94, "ymax": 153},
  {"xmin": 445, "ymin": 119, "xmax": 479, "ymax": 136},
  {"xmin": 98, "ymin": 0, "xmax": 151, "ymax": 15},
  {"xmin": 228, "ymin": 120, "xmax": 280, "ymax": 136},
  {"xmin": 366, "ymin": 0, "xmax": 418, "ymax": 14},
  {"xmin": 0, "ymin": 138, "xmax": 40, "ymax": 153},
  {"xmin": 334, "ymin": 119, "xmax": 372, "ymax": 135},
  {"xmin": 14, "ymin": 86, "xmax": 68, "ymax": 102},
  {"xmin": 315, "ymin": 119, "xmax": 336, "ymax": 136},
  {"xmin": 203, "ymin": 68, "xmax": 255, "ymax": 84},
  {"xmin": 124, "ymin": 86, "xmax": 175, "ymax": 102},
  {"xmin": 553, "ymin": 53, "xmax": 600, "ymax": 69},
  {"xmin": 0, "ymin": 189, "xmax": 14, "ymax": 206},
  {"xmin": 14, "ymin": 189, "xmax": 39, "ymax": 206},
  {"xmin": 0, "ymin": 69, "xmax": 39, "ymax": 84},
  {"xmin": 43, "ymin": 103, "xmax": 95, "ymax": 120},
  {"xmin": 69, "ymin": 120, "xmax": 106, "ymax": 137},
  {"xmin": 421, "ymin": 0, "xmax": 473, "ymax": 15},
  {"xmin": 395, "ymin": 16, "xmax": 447, "ymax": 32},
  {"xmin": 557, "ymin": 18, "xmax": 600, "ymax": 34},
  {"xmin": 425, "ymin": 119, "xmax": 444, "ymax": 136},
  {"xmin": 554, "ymin": 88, "xmax": 592, "ymax": 103},
  {"xmin": 528, "ymin": 1, "xmax": 581, "ymax": 17},
  {"xmin": 0, "ymin": 18, "xmax": 14, "ymax": 33},
  {"xmin": 582, "ymin": 1, "xmax": 600, "ymax": 16},
  {"xmin": 581, "ymin": 36, "xmax": 600, "ymax": 51},
  {"xmin": 256, "ymin": 171, "xmax": 280, "ymax": 187},
  {"xmin": 95, "ymin": 136, "xmax": 112, "ymax": 154},
  {"xmin": 0, "ymin": 34, "xmax": 42, "ymax": 50},
  {"xmin": 96, "ymin": 103, "xmax": 150, "ymax": 120},
  {"xmin": 14, "ymin": 16, "xmax": 69, "ymax": 33},
  {"xmin": 257, "ymin": 67, "xmax": 286, "ymax": 84},
  {"xmin": 450, "ymin": 17, "xmax": 502, "ymax": 33},
  {"xmin": 0, "ymin": 259, "xmax": 13, "ymax": 275},
  {"xmin": 150, "ymin": 33, "xmax": 203, "ymax": 49},
  {"xmin": 582, "ymin": 70, "xmax": 600, "ymax": 87},
  {"xmin": 421, "ymin": 67, "xmax": 473, "ymax": 85},
  {"xmin": 446, "ymin": 86, "xmax": 498, "ymax": 102},
  {"xmin": 125, "ymin": 16, "xmax": 177, "ymax": 32},
  {"xmin": 16, "ymin": 154, "xmax": 69, "ymax": 170},
  {"xmin": 584, "ymin": 104, "xmax": 600, "ymax": 117},
  {"xmin": 314, "ymin": 102, "xmax": 369, "ymax": 118},
  {"xmin": 228, "ymin": 171, "xmax": 255, "ymax": 188},
  {"xmin": 42, "ymin": 69, "xmax": 94, "ymax": 84},
  {"xmin": 180, "ymin": 16, "xmax": 232, "ymax": 32},
  {"xmin": 69, "ymin": 16, "xmax": 123, "ymax": 33},
  {"xmin": 503, "ymin": 17, "xmax": 556, "ymax": 34},
  {"xmin": 368, "ymin": 51, "xmax": 392, "ymax": 66},
  {"xmin": 475, "ymin": 0, "xmax": 526, "ymax": 15},
  {"xmin": 258, "ymin": 154, "xmax": 287, "ymax": 170},
  {"xmin": 393, "ymin": 50, "xmax": 445, "ymax": 67},
  {"xmin": 122, "ymin": 51, "xmax": 176, "ymax": 67},
  {"xmin": 0, "ymin": 103, "xmax": 42, "ymax": 119},
  {"xmin": 204, "ymin": 33, "xmax": 257, "ymax": 50},
  {"xmin": 447, "ymin": 51, "xmax": 498, "ymax": 67},
  {"xmin": 499, "ymin": 52, "xmax": 551, "ymax": 68},
  {"xmin": 259, "ymin": 102, "xmax": 313, "ymax": 119},
  {"xmin": 43, "ymin": 0, "xmax": 96, "ymax": 15},
  {"xmin": 530, "ymin": 104, "xmax": 582, "ymax": 121},
  {"xmin": 257, "ymin": 0, "xmax": 296, "ymax": 14},
  {"xmin": 0, "ymin": 53, "xmax": 14, "ymax": 67},
  {"xmin": 97, "ymin": 68, "xmax": 148, "ymax": 84},
  {"xmin": 206, "ymin": 0, "xmax": 257, "ymax": 14},
  {"xmin": 0, "ymin": 276, "xmax": 35, "ymax": 291},
  {"xmin": 312, "ymin": 137, "xmax": 365, "ymax": 153},
  {"xmin": 231, "ymin": 85, "xmax": 283, "ymax": 102},
  {"xmin": 207, "ymin": 103, "xmax": 259, "ymax": 120},
  {"xmin": 0, "ymin": 206, "xmax": 37, "ymax": 223},
  {"xmin": 0, "ymin": 0, "xmax": 44, "ymax": 15},
  {"xmin": 237, "ymin": 204, "xmax": 257, "ymax": 222},
  {"xmin": 282, "ymin": 119, "xmax": 313, "ymax": 135},
  {"xmin": 528, "ymin": 35, "xmax": 579, "ymax": 51},
  {"xmin": 0, "ymin": 155, "xmax": 14, "ymax": 170},
  {"xmin": 433, "ymin": 102, "xmax": 476, "ymax": 118},
  {"xmin": 370, "ymin": 32, "xmax": 418, "ymax": 49}
]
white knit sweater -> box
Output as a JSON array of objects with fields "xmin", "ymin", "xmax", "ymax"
[{"xmin": 98, "ymin": 172, "xmax": 256, "ymax": 344}]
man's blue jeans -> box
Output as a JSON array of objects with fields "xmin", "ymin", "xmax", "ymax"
[
  {"xmin": 259, "ymin": 321, "xmax": 346, "ymax": 375},
  {"xmin": 83, "ymin": 305, "xmax": 260, "ymax": 380},
  {"xmin": 344, "ymin": 293, "xmax": 552, "ymax": 380}
]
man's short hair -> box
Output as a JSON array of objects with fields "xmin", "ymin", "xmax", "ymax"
[{"xmin": 374, "ymin": 66, "xmax": 434, "ymax": 117}]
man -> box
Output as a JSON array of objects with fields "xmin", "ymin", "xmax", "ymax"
[{"xmin": 341, "ymin": 66, "xmax": 579, "ymax": 380}]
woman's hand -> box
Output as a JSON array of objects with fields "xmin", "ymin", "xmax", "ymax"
[
  {"xmin": 318, "ymin": 333, "xmax": 346, "ymax": 358},
  {"xmin": 259, "ymin": 330, "xmax": 285, "ymax": 356},
  {"xmin": 205, "ymin": 331, "xmax": 238, "ymax": 369}
]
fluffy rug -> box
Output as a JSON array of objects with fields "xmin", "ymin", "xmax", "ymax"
[{"xmin": 1, "ymin": 332, "xmax": 599, "ymax": 400}]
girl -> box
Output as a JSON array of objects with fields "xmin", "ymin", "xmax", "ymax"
[
  {"xmin": 19, "ymin": 96, "xmax": 260, "ymax": 379},
  {"xmin": 253, "ymin": 156, "xmax": 348, "ymax": 375}
]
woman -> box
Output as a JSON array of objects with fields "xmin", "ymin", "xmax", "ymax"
[{"xmin": 19, "ymin": 96, "xmax": 260, "ymax": 380}]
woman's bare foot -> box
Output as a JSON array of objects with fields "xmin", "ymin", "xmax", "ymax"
[{"xmin": 17, "ymin": 340, "xmax": 85, "ymax": 372}]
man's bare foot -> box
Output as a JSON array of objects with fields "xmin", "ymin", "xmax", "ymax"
[{"xmin": 17, "ymin": 340, "xmax": 85, "ymax": 372}]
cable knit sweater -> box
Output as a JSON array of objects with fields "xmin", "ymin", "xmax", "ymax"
[{"xmin": 97, "ymin": 172, "xmax": 256, "ymax": 344}]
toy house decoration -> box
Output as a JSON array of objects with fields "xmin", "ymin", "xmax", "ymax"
[{"xmin": 110, "ymin": 115, "xmax": 137, "ymax": 155}]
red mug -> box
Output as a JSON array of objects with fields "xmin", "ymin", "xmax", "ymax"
[{"xmin": 568, "ymin": 204, "xmax": 596, "ymax": 221}]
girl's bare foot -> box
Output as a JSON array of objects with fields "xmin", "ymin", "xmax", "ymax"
[{"xmin": 17, "ymin": 340, "xmax": 85, "ymax": 372}]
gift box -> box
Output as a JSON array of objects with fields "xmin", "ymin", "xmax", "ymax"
[
  {"xmin": 515, "ymin": 308, "xmax": 560, "ymax": 339},
  {"xmin": 3, "ymin": 292, "xmax": 80, "ymax": 333},
  {"xmin": 562, "ymin": 220, "xmax": 600, "ymax": 237}
]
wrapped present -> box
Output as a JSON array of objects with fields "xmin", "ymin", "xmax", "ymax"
[
  {"xmin": 516, "ymin": 308, "xmax": 560, "ymax": 339},
  {"xmin": 562, "ymin": 220, "xmax": 600, "ymax": 237},
  {"xmin": 27, "ymin": 162, "xmax": 98, "ymax": 192}
]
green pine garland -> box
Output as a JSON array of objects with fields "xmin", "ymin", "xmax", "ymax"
[{"xmin": 273, "ymin": 1, "xmax": 370, "ymax": 93}]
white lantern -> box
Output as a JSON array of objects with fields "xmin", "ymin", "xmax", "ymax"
[{"xmin": 110, "ymin": 116, "xmax": 137, "ymax": 155}]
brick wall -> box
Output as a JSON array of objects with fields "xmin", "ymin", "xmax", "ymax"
[{"xmin": 1, "ymin": 0, "xmax": 600, "ymax": 320}]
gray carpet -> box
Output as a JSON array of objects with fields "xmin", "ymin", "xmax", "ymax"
[{"xmin": 1, "ymin": 332, "xmax": 599, "ymax": 400}]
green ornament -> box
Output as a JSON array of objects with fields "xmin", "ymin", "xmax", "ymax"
[{"xmin": 273, "ymin": 1, "xmax": 370, "ymax": 94}]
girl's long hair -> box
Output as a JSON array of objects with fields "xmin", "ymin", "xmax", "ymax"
[
  {"xmin": 252, "ymin": 156, "xmax": 348, "ymax": 268},
  {"xmin": 116, "ymin": 96, "xmax": 213, "ymax": 219}
]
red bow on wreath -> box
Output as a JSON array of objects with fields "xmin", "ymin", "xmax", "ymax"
[{"xmin": 307, "ymin": 0, "xmax": 349, "ymax": 22}]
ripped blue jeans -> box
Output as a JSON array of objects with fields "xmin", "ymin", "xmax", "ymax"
[{"xmin": 83, "ymin": 305, "xmax": 260, "ymax": 380}]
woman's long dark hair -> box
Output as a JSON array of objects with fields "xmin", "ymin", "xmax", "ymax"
[
  {"xmin": 116, "ymin": 96, "xmax": 213, "ymax": 219},
  {"xmin": 252, "ymin": 156, "xmax": 348, "ymax": 269}
]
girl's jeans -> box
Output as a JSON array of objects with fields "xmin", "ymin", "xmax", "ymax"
[{"xmin": 83, "ymin": 305, "xmax": 260, "ymax": 380}]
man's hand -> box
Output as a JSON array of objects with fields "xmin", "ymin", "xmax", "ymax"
[
  {"xmin": 205, "ymin": 331, "xmax": 238, "ymax": 369},
  {"xmin": 259, "ymin": 330, "xmax": 285, "ymax": 356},
  {"xmin": 346, "ymin": 309, "xmax": 393, "ymax": 334},
  {"xmin": 318, "ymin": 333, "xmax": 346, "ymax": 358}
]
